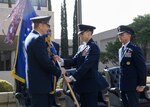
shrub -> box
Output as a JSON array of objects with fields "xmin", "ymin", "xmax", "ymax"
[
  {"xmin": 56, "ymin": 77, "xmax": 63, "ymax": 89},
  {"xmin": 0, "ymin": 79, "xmax": 13, "ymax": 92}
]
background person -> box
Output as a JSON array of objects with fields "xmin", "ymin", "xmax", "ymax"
[
  {"xmin": 117, "ymin": 25, "xmax": 146, "ymax": 107},
  {"xmin": 44, "ymin": 29, "xmax": 61, "ymax": 107}
]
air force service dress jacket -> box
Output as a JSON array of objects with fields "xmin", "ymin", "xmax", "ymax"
[
  {"xmin": 64, "ymin": 38, "xmax": 101, "ymax": 93},
  {"xmin": 119, "ymin": 42, "xmax": 146, "ymax": 91},
  {"xmin": 25, "ymin": 30, "xmax": 61, "ymax": 94}
]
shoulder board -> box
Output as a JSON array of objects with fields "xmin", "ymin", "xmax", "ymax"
[
  {"xmin": 32, "ymin": 30, "xmax": 39, "ymax": 35},
  {"xmin": 130, "ymin": 42, "xmax": 137, "ymax": 47},
  {"xmin": 91, "ymin": 41, "xmax": 96, "ymax": 44}
]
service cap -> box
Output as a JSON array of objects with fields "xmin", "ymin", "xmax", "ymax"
[
  {"xmin": 30, "ymin": 16, "xmax": 51, "ymax": 27},
  {"xmin": 117, "ymin": 25, "xmax": 134, "ymax": 35},
  {"xmin": 78, "ymin": 24, "xmax": 96, "ymax": 35}
]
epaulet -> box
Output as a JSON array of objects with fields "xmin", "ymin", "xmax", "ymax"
[
  {"xmin": 91, "ymin": 41, "xmax": 96, "ymax": 44},
  {"xmin": 32, "ymin": 30, "xmax": 39, "ymax": 34}
]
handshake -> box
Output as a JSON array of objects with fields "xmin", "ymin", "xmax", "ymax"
[
  {"xmin": 53, "ymin": 55, "xmax": 65, "ymax": 74},
  {"xmin": 53, "ymin": 55, "xmax": 72, "ymax": 83}
]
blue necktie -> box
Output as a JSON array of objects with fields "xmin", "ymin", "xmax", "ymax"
[{"xmin": 121, "ymin": 46, "xmax": 125, "ymax": 57}]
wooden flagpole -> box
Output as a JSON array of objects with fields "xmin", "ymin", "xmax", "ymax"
[{"xmin": 61, "ymin": 72, "xmax": 80, "ymax": 107}]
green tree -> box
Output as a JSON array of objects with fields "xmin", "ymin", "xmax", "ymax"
[
  {"xmin": 100, "ymin": 39, "xmax": 121, "ymax": 66},
  {"xmin": 129, "ymin": 14, "xmax": 150, "ymax": 59},
  {"xmin": 60, "ymin": 0, "xmax": 69, "ymax": 58},
  {"xmin": 72, "ymin": 0, "xmax": 78, "ymax": 56}
]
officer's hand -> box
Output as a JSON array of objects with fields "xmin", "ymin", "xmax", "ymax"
[
  {"xmin": 61, "ymin": 67, "xmax": 66, "ymax": 75},
  {"xmin": 65, "ymin": 76, "xmax": 72, "ymax": 83},
  {"xmin": 136, "ymin": 86, "xmax": 145, "ymax": 92},
  {"xmin": 54, "ymin": 55, "xmax": 62, "ymax": 62}
]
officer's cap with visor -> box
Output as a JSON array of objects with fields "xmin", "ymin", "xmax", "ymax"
[
  {"xmin": 117, "ymin": 25, "xmax": 134, "ymax": 36},
  {"xmin": 30, "ymin": 16, "xmax": 51, "ymax": 27},
  {"xmin": 78, "ymin": 24, "xmax": 96, "ymax": 35}
]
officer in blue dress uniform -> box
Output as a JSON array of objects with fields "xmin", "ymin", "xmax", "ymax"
[
  {"xmin": 57, "ymin": 24, "xmax": 101, "ymax": 107},
  {"xmin": 117, "ymin": 25, "xmax": 146, "ymax": 107},
  {"xmin": 25, "ymin": 16, "xmax": 61, "ymax": 107}
]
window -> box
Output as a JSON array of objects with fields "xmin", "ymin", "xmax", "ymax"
[
  {"xmin": 0, "ymin": 0, "xmax": 16, "ymax": 4},
  {"xmin": 0, "ymin": 0, "xmax": 47, "ymax": 7},
  {"xmin": 31, "ymin": 0, "xmax": 47, "ymax": 7},
  {"xmin": 0, "ymin": 51, "xmax": 11, "ymax": 71}
]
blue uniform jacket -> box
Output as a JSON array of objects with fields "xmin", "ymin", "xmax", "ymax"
[
  {"xmin": 25, "ymin": 30, "xmax": 61, "ymax": 94},
  {"xmin": 119, "ymin": 42, "xmax": 146, "ymax": 91},
  {"xmin": 64, "ymin": 38, "xmax": 101, "ymax": 93}
]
